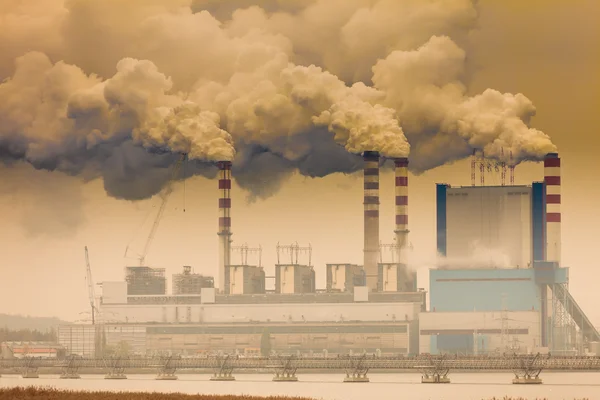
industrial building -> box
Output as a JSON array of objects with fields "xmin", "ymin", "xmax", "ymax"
[
  {"xmin": 57, "ymin": 152, "xmax": 599, "ymax": 359},
  {"xmin": 420, "ymin": 153, "xmax": 599, "ymax": 355}
]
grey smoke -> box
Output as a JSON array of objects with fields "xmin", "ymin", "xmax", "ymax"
[{"xmin": 0, "ymin": 0, "xmax": 557, "ymax": 205}]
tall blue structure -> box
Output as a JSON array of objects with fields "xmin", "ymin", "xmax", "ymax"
[{"xmin": 433, "ymin": 162, "xmax": 598, "ymax": 352}]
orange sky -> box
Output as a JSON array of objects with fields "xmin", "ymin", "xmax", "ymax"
[{"xmin": 0, "ymin": 0, "xmax": 599, "ymax": 325}]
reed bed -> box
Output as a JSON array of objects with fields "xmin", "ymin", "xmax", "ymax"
[
  {"xmin": 0, "ymin": 387, "xmax": 314, "ymax": 400},
  {"xmin": 0, "ymin": 389, "xmax": 590, "ymax": 400}
]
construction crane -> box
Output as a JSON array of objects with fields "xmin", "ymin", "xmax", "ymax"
[
  {"xmin": 84, "ymin": 246, "xmax": 97, "ymax": 325},
  {"xmin": 138, "ymin": 153, "xmax": 187, "ymax": 266}
]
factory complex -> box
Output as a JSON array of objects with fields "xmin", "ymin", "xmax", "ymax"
[{"xmin": 57, "ymin": 152, "xmax": 600, "ymax": 359}]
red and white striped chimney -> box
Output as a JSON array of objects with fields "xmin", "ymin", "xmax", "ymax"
[
  {"xmin": 394, "ymin": 158, "xmax": 409, "ymax": 262},
  {"xmin": 363, "ymin": 151, "xmax": 380, "ymax": 291},
  {"xmin": 544, "ymin": 153, "xmax": 561, "ymax": 264},
  {"xmin": 217, "ymin": 161, "xmax": 232, "ymax": 293}
]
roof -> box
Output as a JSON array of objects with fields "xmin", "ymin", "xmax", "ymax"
[{"xmin": 12, "ymin": 348, "xmax": 57, "ymax": 354}]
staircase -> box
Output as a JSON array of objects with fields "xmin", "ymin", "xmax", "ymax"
[{"xmin": 553, "ymin": 284, "xmax": 600, "ymax": 342}]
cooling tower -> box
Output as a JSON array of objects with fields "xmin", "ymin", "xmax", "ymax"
[
  {"xmin": 394, "ymin": 158, "xmax": 409, "ymax": 262},
  {"xmin": 217, "ymin": 161, "xmax": 232, "ymax": 293},
  {"xmin": 363, "ymin": 151, "xmax": 380, "ymax": 291},
  {"xmin": 544, "ymin": 153, "xmax": 561, "ymax": 264}
]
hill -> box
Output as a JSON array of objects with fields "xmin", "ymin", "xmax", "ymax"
[{"xmin": 0, "ymin": 313, "xmax": 70, "ymax": 332}]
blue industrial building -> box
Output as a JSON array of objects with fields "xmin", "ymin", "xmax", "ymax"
[{"xmin": 427, "ymin": 179, "xmax": 596, "ymax": 354}]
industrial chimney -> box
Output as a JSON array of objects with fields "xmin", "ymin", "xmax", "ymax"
[
  {"xmin": 363, "ymin": 151, "xmax": 380, "ymax": 291},
  {"xmin": 394, "ymin": 158, "xmax": 409, "ymax": 262},
  {"xmin": 217, "ymin": 161, "xmax": 232, "ymax": 293},
  {"xmin": 544, "ymin": 153, "xmax": 561, "ymax": 264}
]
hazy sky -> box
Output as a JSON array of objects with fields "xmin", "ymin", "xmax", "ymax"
[{"xmin": 0, "ymin": 0, "xmax": 598, "ymax": 324}]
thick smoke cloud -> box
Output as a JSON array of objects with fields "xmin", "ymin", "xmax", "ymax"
[{"xmin": 0, "ymin": 0, "xmax": 557, "ymax": 203}]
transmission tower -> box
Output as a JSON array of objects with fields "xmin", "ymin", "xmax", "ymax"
[
  {"xmin": 231, "ymin": 243, "xmax": 262, "ymax": 267},
  {"xmin": 276, "ymin": 242, "xmax": 312, "ymax": 266}
]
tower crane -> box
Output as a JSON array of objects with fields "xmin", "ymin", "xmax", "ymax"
[
  {"xmin": 138, "ymin": 153, "xmax": 187, "ymax": 266},
  {"xmin": 84, "ymin": 246, "xmax": 97, "ymax": 325}
]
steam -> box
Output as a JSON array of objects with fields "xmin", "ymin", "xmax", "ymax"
[
  {"xmin": 0, "ymin": 0, "xmax": 557, "ymax": 202},
  {"xmin": 405, "ymin": 243, "xmax": 515, "ymax": 270}
]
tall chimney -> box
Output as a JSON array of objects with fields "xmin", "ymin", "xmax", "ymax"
[
  {"xmin": 363, "ymin": 151, "xmax": 380, "ymax": 291},
  {"xmin": 394, "ymin": 158, "xmax": 409, "ymax": 262},
  {"xmin": 544, "ymin": 153, "xmax": 561, "ymax": 264},
  {"xmin": 217, "ymin": 161, "xmax": 232, "ymax": 293}
]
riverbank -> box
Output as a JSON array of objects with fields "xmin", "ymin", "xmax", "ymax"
[{"xmin": 0, "ymin": 388, "xmax": 591, "ymax": 400}]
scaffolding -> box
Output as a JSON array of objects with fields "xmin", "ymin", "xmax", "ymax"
[
  {"xmin": 125, "ymin": 266, "xmax": 166, "ymax": 296},
  {"xmin": 172, "ymin": 266, "xmax": 214, "ymax": 295}
]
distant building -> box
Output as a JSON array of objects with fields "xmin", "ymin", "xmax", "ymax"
[{"xmin": 1, "ymin": 342, "xmax": 65, "ymax": 359}]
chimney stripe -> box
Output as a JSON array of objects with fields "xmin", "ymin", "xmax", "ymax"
[
  {"xmin": 219, "ymin": 198, "xmax": 232, "ymax": 208},
  {"xmin": 544, "ymin": 158, "xmax": 560, "ymax": 168},
  {"xmin": 396, "ymin": 215, "xmax": 408, "ymax": 225},
  {"xmin": 544, "ymin": 176, "xmax": 560, "ymax": 185},
  {"xmin": 547, "ymin": 213, "xmax": 561, "ymax": 223},
  {"xmin": 396, "ymin": 196, "xmax": 408, "ymax": 206},
  {"xmin": 219, "ymin": 179, "xmax": 232, "ymax": 189},
  {"xmin": 395, "ymin": 177, "xmax": 408, "ymax": 186},
  {"xmin": 364, "ymin": 196, "xmax": 380, "ymax": 205},
  {"xmin": 546, "ymin": 194, "xmax": 561, "ymax": 204},
  {"xmin": 218, "ymin": 217, "xmax": 231, "ymax": 227}
]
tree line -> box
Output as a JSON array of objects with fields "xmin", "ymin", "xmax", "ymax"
[{"xmin": 0, "ymin": 327, "xmax": 57, "ymax": 343}]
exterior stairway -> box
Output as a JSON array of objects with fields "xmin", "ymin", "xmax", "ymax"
[{"xmin": 553, "ymin": 284, "xmax": 600, "ymax": 342}]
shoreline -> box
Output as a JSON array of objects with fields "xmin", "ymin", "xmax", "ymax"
[{"xmin": 0, "ymin": 368, "xmax": 596, "ymax": 375}]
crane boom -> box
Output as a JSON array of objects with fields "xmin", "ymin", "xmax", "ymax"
[
  {"xmin": 138, "ymin": 153, "xmax": 187, "ymax": 266},
  {"xmin": 84, "ymin": 246, "xmax": 96, "ymax": 325}
]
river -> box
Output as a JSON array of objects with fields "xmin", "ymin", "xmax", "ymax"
[{"xmin": 1, "ymin": 373, "xmax": 598, "ymax": 399}]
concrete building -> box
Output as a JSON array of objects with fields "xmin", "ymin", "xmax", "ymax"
[
  {"xmin": 1, "ymin": 342, "xmax": 66, "ymax": 359},
  {"xmin": 224, "ymin": 265, "xmax": 265, "ymax": 295},
  {"xmin": 326, "ymin": 264, "xmax": 365, "ymax": 293},
  {"xmin": 433, "ymin": 153, "xmax": 598, "ymax": 353},
  {"xmin": 275, "ymin": 264, "xmax": 315, "ymax": 294},
  {"xmin": 378, "ymin": 263, "xmax": 416, "ymax": 293},
  {"xmin": 419, "ymin": 311, "xmax": 542, "ymax": 355}
]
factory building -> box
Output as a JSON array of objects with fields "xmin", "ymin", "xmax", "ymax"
[
  {"xmin": 326, "ymin": 264, "xmax": 365, "ymax": 293},
  {"xmin": 422, "ymin": 153, "xmax": 599, "ymax": 355},
  {"xmin": 58, "ymin": 151, "xmax": 599, "ymax": 359}
]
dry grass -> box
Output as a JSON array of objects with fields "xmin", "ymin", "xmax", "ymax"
[
  {"xmin": 0, "ymin": 387, "xmax": 314, "ymax": 400},
  {"xmin": 0, "ymin": 389, "xmax": 590, "ymax": 400},
  {"xmin": 486, "ymin": 398, "xmax": 590, "ymax": 400}
]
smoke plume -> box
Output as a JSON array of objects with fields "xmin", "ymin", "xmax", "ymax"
[
  {"xmin": 405, "ymin": 243, "xmax": 514, "ymax": 271},
  {"xmin": 0, "ymin": 0, "xmax": 557, "ymax": 202}
]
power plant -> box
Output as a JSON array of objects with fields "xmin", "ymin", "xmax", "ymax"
[{"xmin": 58, "ymin": 152, "xmax": 599, "ymax": 360}]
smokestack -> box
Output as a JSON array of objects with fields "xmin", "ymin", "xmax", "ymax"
[
  {"xmin": 217, "ymin": 161, "xmax": 232, "ymax": 293},
  {"xmin": 544, "ymin": 153, "xmax": 561, "ymax": 264},
  {"xmin": 363, "ymin": 151, "xmax": 380, "ymax": 291},
  {"xmin": 394, "ymin": 158, "xmax": 409, "ymax": 262}
]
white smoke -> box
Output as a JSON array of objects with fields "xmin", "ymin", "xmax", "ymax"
[
  {"xmin": 0, "ymin": 0, "xmax": 557, "ymax": 202},
  {"xmin": 405, "ymin": 243, "xmax": 515, "ymax": 270}
]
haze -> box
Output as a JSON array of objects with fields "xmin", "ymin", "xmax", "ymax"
[{"xmin": 0, "ymin": 0, "xmax": 598, "ymax": 327}]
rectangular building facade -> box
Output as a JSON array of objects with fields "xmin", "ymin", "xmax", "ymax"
[
  {"xmin": 144, "ymin": 322, "xmax": 414, "ymax": 356},
  {"xmin": 58, "ymin": 325, "xmax": 99, "ymax": 357},
  {"xmin": 275, "ymin": 265, "xmax": 316, "ymax": 294},
  {"xmin": 437, "ymin": 185, "xmax": 534, "ymax": 268},
  {"xmin": 430, "ymin": 268, "xmax": 541, "ymax": 312},
  {"xmin": 419, "ymin": 311, "xmax": 542, "ymax": 355},
  {"xmin": 378, "ymin": 263, "xmax": 416, "ymax": 292},
  {"xmin": 326, "ymin": 264, "xmax": 365, "ymax": 292},
  {"xmin": 224, "ymin": 265, "xmax": 265, "ymax": 295}
]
